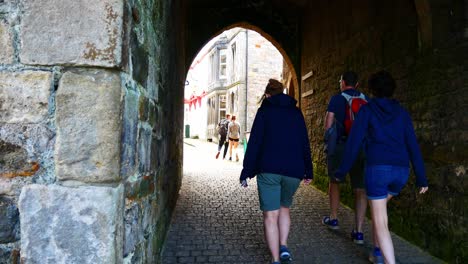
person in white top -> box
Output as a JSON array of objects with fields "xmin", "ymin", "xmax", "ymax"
[{"xmin": 228, "ymin": 115, "xmax": 241, "ymax": 162}]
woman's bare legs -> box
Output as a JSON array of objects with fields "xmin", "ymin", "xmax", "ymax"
[
  {"xmin": 371, "ymin": 195, "xmax": 393, "ymax": 249},
  {"xmin": 369, "ymin": 195, "xmax": 395, "ymax": 264},
  {"xmin": 232, "ymin": 141, "xmax": 239, "ymax": 161},
  {"xmin": 278, "ymin": 206, "xmax": 291, "ymax": 246},
  {"xmin": 263, "ymin": 210, "xmax": 280, "ymax": 262},
  {"xmin": 228, "ymin": 140, "xmax": 233, "ymax": 159}
]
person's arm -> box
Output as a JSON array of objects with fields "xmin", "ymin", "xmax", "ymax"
[
  {"xmin": 404, "ymin": 113, "xmax": 428, "ymax": 187},
  {"xmin": 334, "ymin": 107, "xmax": 369, "ymax": 180},
  {"xmin": 240, "ymin": 110, "xmax": 265, "ymax": 182},
  {"xmin": 227, "ymin": 123, "xmax": 232, "ymax": 137},
  {"xmin": 325, "ymin": 111, "xmax": 335, "ymax": 130},
  {"xmin": 301, "ymin": 112, "xmax": 313, "ymax": 180}
]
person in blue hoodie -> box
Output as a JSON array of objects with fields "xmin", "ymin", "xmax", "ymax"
[
  {"xmin": 334, "ymin": 71, "xmax": 429, "ymax": 264},
  {"xmin": 240, "ymin": 79, "xmax": 313, "ymax": 264}
]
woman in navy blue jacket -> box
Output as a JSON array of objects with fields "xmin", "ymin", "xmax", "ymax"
[
  {"xmin": 335, "ymin": 71, "xmax": 429, "ymax": 264},
  {"xmin": 240, "ymin": 79, "xmax": 313, "ymax": 264}
]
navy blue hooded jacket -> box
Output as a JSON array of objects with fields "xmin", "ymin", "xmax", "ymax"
[
  {"xmin": 335, "ymin": 98, "xmax": 428, "ymax": 187},
  {"xmin": 240, "ymin": 93, "xmax": 313, "ymax": 181}
]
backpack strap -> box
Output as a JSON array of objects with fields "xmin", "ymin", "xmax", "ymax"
[
  {"xmin": 340, "ymin": 92, "xmax": 352, "ymax": 102},
  {"xmin": 340, "ymin": 92, "xmax": 366, "ymax": 102}
]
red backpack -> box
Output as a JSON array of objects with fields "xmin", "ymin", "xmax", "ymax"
[{"xmin": 341, "ymin": 92, "xmax": 367, "ymax": 135}]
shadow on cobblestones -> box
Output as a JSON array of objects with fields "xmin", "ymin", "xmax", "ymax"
[{"xmin": 161, "ymin": 139, "xmax": 442, "ymax": 264}]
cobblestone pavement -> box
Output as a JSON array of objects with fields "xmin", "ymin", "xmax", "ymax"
[{"xmin": 161, "ymin": 139, "xmax": 442, "ymax": 264}]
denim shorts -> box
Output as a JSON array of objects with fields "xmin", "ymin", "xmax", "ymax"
[
  {"xmin": 256, "ymin": 173, "xmax": 301, "ymax": 211},
  {"xmin": 365, "ymin": 165, "xmax": 409, "ymax": 200}
]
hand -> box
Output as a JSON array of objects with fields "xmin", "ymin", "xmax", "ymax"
[
  {"xmin": 241, "ymin": 179, "xmax": 248, "ymax": 188},
  {"xmin": 303, "ymin": 179, "xmax": 312, "ymax": 185},
  {"xmin": 419, "ymin": 186, "xmax": 428, "ymax": 194},
  {"xmin": 334, "ymin": 171, "xmax": 345, "ymax": 183}
]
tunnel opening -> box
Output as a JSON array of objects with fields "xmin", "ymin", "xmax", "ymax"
[
  {"xmin": 168, "ymin": 1, "xmax": 466, "ymax": 262},
  {"xmin": 182, "ymin": 24, "xmax": 298, "ymax": 145}
]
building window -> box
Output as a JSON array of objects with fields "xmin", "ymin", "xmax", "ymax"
[
  {"xmin": 230, "ymin": 92, "xmax": 235, "ymax": 113},
  {"xmin": 219, "ymin": 95, "xmax": 226, "ymax": 122},
  {"xmin": 219, "ymin": 49, "xmax": 227, "ymax": 79},
  {"xmin": 209, "ymin": 52, "xmax": 216, "ymax": 83},
  {"xmin": 231, "ymin": 43, "xmax": 236, "ymax": 80}
]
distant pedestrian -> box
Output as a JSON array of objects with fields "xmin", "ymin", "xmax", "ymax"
[
  {"xmin": 228, "ymin": 115, "xmax": 241, "ymax": 162},
  {"xmin": 335, "ymin": 71, "xmax": 429, "ymax": 264},
  {"xmin": 216, "ymin": 114, "xmax": 231, "ymax": 159},
  {"xmin": 240, "ymin": 79, "xmax": 313, "ymax": 264},
  {"xmin": 323, "ymin": 71, "xmax": 368, "ymax": 245}
]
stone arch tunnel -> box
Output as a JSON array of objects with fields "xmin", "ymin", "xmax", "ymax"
[{"xmin": 0, "ymin": 0, "xmax": 466, "ymax": 263}]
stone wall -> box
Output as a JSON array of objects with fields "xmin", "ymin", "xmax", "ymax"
[
  {"xmin": 0, "ymin": 0, "xmax": 184, "ymax": 263},
  {"xmin": 121, "ymin": 0, "xmax": 184, "ymax": 262},
  {"xmin": 245, "ymin": 30, "xmax": 283, "ymax": 132},
  {"xmin": 300, "ymin": 0, "xmax": 466, "ymax": 262}
]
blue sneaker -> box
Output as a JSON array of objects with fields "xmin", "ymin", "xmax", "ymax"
[
  {"xmin": 351, "ymin": 229, "xmax": 364, "ymax": 244},
  {"xmin": 322, "ymin": 216, "xmax": 339, "ymax": 230},
  {"xmin": 272, "ymin": 262, "xmax": 281, "ymax": 264},
  {"xmin": 280, "ymin": 245, "xmax": 292, "ymax": 262},
  {"xmin": 369, "ymin": 247, "xmax": 384, "ymax": 264}
]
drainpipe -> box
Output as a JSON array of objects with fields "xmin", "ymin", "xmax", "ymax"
[{"xmin": 245, "ymin": 29, "xmax": 248, "ymax": 139}]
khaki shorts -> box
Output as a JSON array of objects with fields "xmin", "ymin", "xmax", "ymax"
[
  {"xmin": 327, "ymin": 143, "xmax": 366, "ymax": 189},
  {"xmin": 257, "ymin": 173, "xmax": 301, "ymax": 211}
]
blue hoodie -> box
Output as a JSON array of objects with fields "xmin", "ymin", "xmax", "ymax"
[
  {"xmin": 335, "ymin": 98, "xmax": 428, "ymax": 187},
  {"xmin": 240, "ymin": 93, "xmax": 313, "ymax": 181}
]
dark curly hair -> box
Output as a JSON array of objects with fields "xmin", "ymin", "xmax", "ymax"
[{"xmin": 368, "ymin": 70, "xmax": 396, "ymax": 98}]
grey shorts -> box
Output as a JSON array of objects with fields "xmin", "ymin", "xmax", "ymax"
[
  {"xmin": 327, "ymin": 143, "xmax": 366, "ymax": 189},
  {"xmin": 256, "ymin": 173, "xmax": 301, "ymax": 211}
]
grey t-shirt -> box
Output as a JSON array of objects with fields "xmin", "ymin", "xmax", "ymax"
[{"xmin": 228, "ymin": 121, "xmax": 241, "ymax": 139}]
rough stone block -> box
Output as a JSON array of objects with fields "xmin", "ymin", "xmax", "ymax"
[
  {"xmin": 0, "ymin": 20, "xmax": 14, "ymax": 64},
  {"xmin": 19, "ymin": 184, "xmax": 124, "ymax": 264},
  {"xmin": 0, "ymin": 197, "xmax": 19, "ymax": 243},
  {"xmin": 0, "ymin": 123, "xmax": 56, "ymax": 184},
  {"xmin": 19, "ymin": 0, "xmax": 123, "ymax": 67},
  {"xmin": 123, "ymin": 202, "xmax": 143, "ymax": 257},
  {"xmin": 0, "ymin": 244, "xmax": 20, "ymax": 264},
  {"xmin": 55, "ymin": 70, "xmax": 122, "ymax": 183},
  {"xmin": 0, "ymin": 179, "xmax": 14, "ymax": 195},
  {"xmin": 0, "ymin": 140, "xmax": 29, "ymax": 176},
  {"xmin": 120, "ymin": 89, "xmax": 138, "ymax": 178},
  {"xmin": 0, "ymin": 71, "xmax": 52, "ymax": 123},
  {"xmin": 138, "ymin": 126, "xmax": 152, "ymax": 173},
  {"xmin": 0, "ymin": 0, "xmax": 16, "ymax": 13}
]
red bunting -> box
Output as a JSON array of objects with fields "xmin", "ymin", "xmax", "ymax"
[{"xmin": 184, "ymin": 91, "xmax": 206, "ymax": 111}]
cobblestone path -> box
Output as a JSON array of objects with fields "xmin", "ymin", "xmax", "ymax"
[{"xmin": 161, "ymin": 139, "xmax": 441, "ymax": 264}]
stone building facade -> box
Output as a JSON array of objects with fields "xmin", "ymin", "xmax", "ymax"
[{"xmin": 185, "ymin": 28, "xmax": 283, "ymax": 142}]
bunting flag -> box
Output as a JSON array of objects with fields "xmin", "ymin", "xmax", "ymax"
[{"xmin": 184, "ymin": 91, "xmax": 206, "ymax": 111}]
